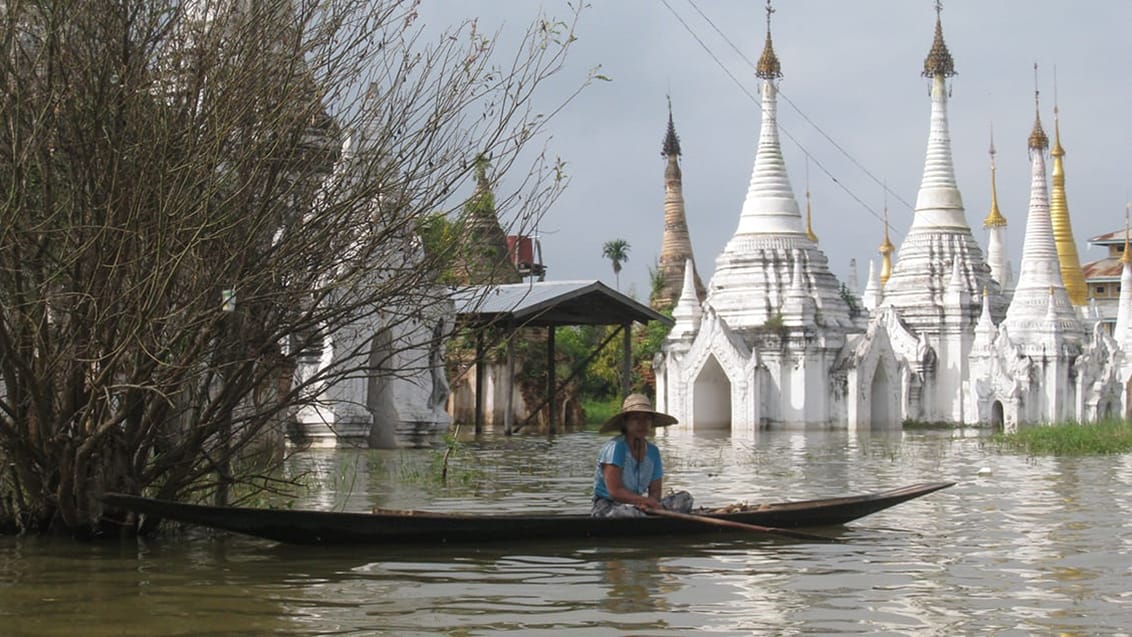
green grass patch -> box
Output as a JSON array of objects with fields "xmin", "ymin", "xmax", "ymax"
[
  {"xmin": 991, "ymin": 419, "xmax": 1132, "ymax": 455},
  {"xmin": 582, "ymin": 395, "xmax": 620, "ymax": 429}
]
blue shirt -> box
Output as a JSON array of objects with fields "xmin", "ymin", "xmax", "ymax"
[{"xmin": 593, "ymin": 436, "xmax": 663, "ymax": 500}]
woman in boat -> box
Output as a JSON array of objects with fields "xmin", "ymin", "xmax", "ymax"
[{"xmin": 591, "ymin": 393, "xmax": 693, "ymax": 518}]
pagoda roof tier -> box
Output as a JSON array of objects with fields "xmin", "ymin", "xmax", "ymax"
[
  {"xmin": 707, "ymin": 235, "xmax": 854, "ymax": 330},
  {"xmin": 878, "ymin": 227, "xmax": 1002, "ymax": 328}
]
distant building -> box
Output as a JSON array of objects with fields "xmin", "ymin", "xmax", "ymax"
[{"xmin": 1082, "ymin": 228, "xmax": 1131, "ymax": 335}]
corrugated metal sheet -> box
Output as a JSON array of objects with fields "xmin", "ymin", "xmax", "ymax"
[{"xmin": 453, "ymin": 280, "xmax": 672, "ymax": 328}]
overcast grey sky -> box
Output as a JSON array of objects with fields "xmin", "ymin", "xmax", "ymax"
[{"xmin": 418, "ymin": 1, "xmax": 1132, "ymax": 300}]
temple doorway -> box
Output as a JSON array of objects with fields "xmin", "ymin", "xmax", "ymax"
[
  {"xmin": 692, "ymin": 355, "xmax": 731, "ymax": 431},
  {"xmin": 990, "ymin": 400, "xmax": 1004, "ymax": 430},
  {"xmin": 868, "ymin": 361, "xmax": 896, "ymax": 429}
]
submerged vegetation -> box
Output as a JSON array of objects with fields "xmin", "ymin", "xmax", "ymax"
[{"xmin": 991, "ymin": 420, "xmax": 1132, "ymax": 456}]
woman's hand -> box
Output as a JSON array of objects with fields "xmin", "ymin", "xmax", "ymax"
[{"xmin": 602, "ymin": 463, "xmax": 662, "ymax": 510}]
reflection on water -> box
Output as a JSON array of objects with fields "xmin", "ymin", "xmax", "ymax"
[
  {"xmin": 599, "ymin": 552, "xmax": 673, "ymax": 614},
  {"xmin": 3, "ymin": 429, "xmax": 1132, "ymax": 635}
]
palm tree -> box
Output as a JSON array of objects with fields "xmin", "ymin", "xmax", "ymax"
[{"xmin": 602, "ymin": 239, "xmax": 630, "ymax": 291}]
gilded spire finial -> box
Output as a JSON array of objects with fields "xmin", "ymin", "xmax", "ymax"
[
  {"xmin": 662, "ymin": 94, "xmax": 681, "ymax": 157},
  {"xmin": 984, "ymin": 124, "xmax": 1007, "ymax": 228},
  {"xmin": 1123, "ymin": 204, "xmax": 1131, "ymax": 265},
  {"xmin": 1047, "ymin": 67, "xmax": 1087, "ymax": 305},
  {"xmin": 804, "ymin": 160, "xmax": 817, "ymax": 242},
  {"xmin": 878, "ymin": 193, "xmax": 894, "ymax": 286},
  {"xmin": 922, "ymin": 1, "xmax": 956, "ymax": 78},
  {"xmin": 1028, "ymin": 63, "xmax": 1048, "ymax": 150},
  {"xmin": 1051, "ymin": 66, "xmax": 1064, "ymax": 158},
  {"xmin": 756, "ymin": 0, "xmax": 782, "ymax": 80},
  {"xmin": 879, "ymin": 207, "xmax": 893, "ymax": 254}
]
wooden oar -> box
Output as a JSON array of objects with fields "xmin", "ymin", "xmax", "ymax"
[{"xmin": 647, "ymin": 508, "xmax": 842, "ymax": 542}]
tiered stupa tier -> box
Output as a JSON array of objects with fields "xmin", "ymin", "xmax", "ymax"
[
  {"xmin": 654, "ymin": 101, "xmax": 705, "ymax": 310},
  {"xmin": 705, "ymin": 10, "xmax": 851, "ymax": 330},
  {"xmin": 878, "ymin": 7, "xmax": 1001, "ymax": 328},
  {"xmin": 1001, "ymin": 93, "xmax": 1081, "ymax": 344}
]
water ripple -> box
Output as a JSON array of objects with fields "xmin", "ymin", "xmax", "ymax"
[{"xmin": 4, "ymin": 431, "xmax": 1132, "ymax": 634}]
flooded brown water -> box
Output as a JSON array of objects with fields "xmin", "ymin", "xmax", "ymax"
[{"xmin": 3, "ymin": 429, "xmax": 1132, "ymax": 635}]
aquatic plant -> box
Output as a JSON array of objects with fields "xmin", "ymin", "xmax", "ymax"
[
  {"xmin": 582, "ymin": 396, "xmax": 621, "ymax": 429},
  {"xmin": 990, "ymin": 420, "xmax": 1132, "ymax": 455}
]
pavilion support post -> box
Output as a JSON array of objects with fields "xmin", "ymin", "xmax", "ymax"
[
  {"xmin": 621, "ymin": 321, "xmax": 632, "ymax": 399},
  {"xmin": 547, "ymin": 325, "xmax": 556, "ymax": 436},
  {"xmin": 504, "ymin": 329, "xmax": 515, "ymax": 436},
  {"xmin": 511, "ymin": 324, "xmax": 624, "ymax": 434},
  {"xmin": 474, "ymin": 330, "xmax": 485, "ymax": 435}
]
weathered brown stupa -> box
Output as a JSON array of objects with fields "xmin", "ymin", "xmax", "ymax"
[
  {"xmin": 653, "ymin": 100, "xmax": 705, "ymax": 311},
  {"xmin": 452, "ymin": 159, "xmax": 522, "ymax": 285}
]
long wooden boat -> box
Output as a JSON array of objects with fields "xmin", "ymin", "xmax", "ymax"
[{"xmin": 102, "ymin": 482, "xmax": 953, "ymax": 545}]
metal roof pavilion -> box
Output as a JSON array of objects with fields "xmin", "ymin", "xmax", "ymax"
[
  {"xmin": 450, "ymin": 280, "xmax": 672, "ymax": 435},
  {"xmin": 454, "ymin": 280, "xmax": 672, "ymax": 329}
]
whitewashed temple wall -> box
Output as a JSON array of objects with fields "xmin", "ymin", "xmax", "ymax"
[
  {"xmin": 1120, "ymin": 360, "xmax": 1132, "ymax": 421},
  {"xmin": 661, "ymin": 309, "xmax": 868, "ymax": 434},
  {"xmin": 1042, "ymin": 352, "xmax": 1071, "ymax": 423},
  {"xmin": 660, "ymin": 310, "xmax": 759, "ymax": 436},
  {"xmin": 962, "ymin": 315, "xmax": 1126, "ymax": 431},
  {"xmin": 293, "ymin": 302, "xmax": 452, "ymax": 448},
  {"xmin": 1069, "ymin": 325, "xmax": 1122, "ymax": 423},
  {"xmin": 756, "ymin": 344, "xmax": 844, "ymax": 427},
  {"xmin": 935, "ymin": 310, "xmax": 974, "ymax": 423},
  {"xmin": 838, "ymin": 322, "xmax": 903, "ymax": 432},
  {"xmin": 662, "ymin": 293, "xmax": 1132, "ymax": 434}
]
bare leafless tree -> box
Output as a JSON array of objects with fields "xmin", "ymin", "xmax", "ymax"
[{"xmin": 0, "ymin": 0, "xmax": 588, "ymax": 536}]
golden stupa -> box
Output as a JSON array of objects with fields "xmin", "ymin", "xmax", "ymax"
[
  {"xmin": 1048, "ymin": 103, "xmax": 1087, "ymax": 305},
  {"xmin": 878, "ymin": 207, "xmax": 894, "ymax": 287},
  {"xmin": 983, "ymin": 132, "xmax": 1006, "ymax": 229}
]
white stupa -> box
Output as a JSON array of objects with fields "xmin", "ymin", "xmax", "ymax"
[{"xmin": 658, "ymin": 4, "xmax": 861, "ymax": 433}]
